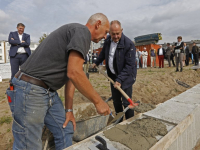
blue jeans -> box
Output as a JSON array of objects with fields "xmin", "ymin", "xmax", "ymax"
[
  {"xmin": 136, "ymin": 58, "xmax": 139, "ymax": 69},
  {"xmin": 6, "ymin": 77, "xmax": 74, "ymax": 150},
  {"xmin": 191, "ymin": 53, "xmax": 194, "ymax": 64}
]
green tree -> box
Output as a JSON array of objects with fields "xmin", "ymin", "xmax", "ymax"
[{"xmin": 39, "ymin": 33, "xmax": 48, "ymax": 43}]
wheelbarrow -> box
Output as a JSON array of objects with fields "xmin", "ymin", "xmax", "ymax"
[
  {"xmin": 73, "ymin": 97, "xmax": 112, "ymax": 142},
  {"xmin": 42, "ymin": 97, "xmax": 112, "ymax": 149}
]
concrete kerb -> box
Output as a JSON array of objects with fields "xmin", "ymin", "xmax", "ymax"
[
  {"xmin": 65, "ymin": 84, "xmax": 200, "ymax": 150},
  {"xmin": 150, "ymin": 105, "xmax": 200, "ymax": 150}
]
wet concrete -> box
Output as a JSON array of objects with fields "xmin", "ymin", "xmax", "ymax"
[
  {"xmin": 103, "ymin": 117, "xmax": 168, "ymax": 150},
  {"xmin": 134, "ymin": 103, "xmax": 156, "ymax": 113},
  {"xmin": 108, "ymin": 103, "xmax": 156, "ymax": 125}
]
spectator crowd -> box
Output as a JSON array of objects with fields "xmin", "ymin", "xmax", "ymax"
[{"xmin": 135, "ymin": 36, "xmax": 199, "ymax": 72}]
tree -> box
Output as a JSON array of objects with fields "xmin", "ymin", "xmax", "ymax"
[{"xmin": 39, "ymin": 33, "xmax": 48, "ymax": 44}]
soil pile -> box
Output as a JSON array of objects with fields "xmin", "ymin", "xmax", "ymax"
[{"xmin": 104, "ymin": 117, "xmax": 168, "ymax": 150}]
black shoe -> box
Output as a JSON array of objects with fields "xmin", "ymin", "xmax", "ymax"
[
  {"xmin": 180, "ymin": 68, "xmax": 182, "ymax": 72},
  {"xmin": 176, "ymin": 69, "xmax": 179, "ymax": 72}
]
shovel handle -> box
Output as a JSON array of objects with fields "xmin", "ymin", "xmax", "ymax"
[{"xmin": 96, "ymin": 66, "xmax": 136, "ymax": 106}]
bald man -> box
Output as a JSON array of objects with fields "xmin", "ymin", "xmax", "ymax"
[
  {"xmin": 6, "ymin": 13, "xmax": 110, "ymax": 150},
  {"xmin": 93, "ymin": 20, "xmax": 137, "ymax": 122}
]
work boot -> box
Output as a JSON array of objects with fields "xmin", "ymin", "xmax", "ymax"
[
  {"xmin": 180, "ymin": 68, "xmax": 182, "ymax": 72},
  {"xmin": 176, "ymin": 69, "xmax": 179, "ymax": 72}
]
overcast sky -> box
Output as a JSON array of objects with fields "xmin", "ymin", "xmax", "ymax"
[{"xmin": 0, "ymin": 0, "xmax": 200, "ymax": 44}]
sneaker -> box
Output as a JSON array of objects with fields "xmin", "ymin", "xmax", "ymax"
[{"xmin": 176, "ymin": 69, "xmax": 179, "ymax": 72}]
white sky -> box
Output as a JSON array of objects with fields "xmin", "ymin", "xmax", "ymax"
[{"xmin": 0, "ymin": 0, "xmax": 200, "ymax": 44}]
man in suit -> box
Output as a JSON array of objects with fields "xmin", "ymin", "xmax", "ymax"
[
  {"xmin": 8, "ymin": 23, "xmax": 31, "ymax": 80},
  {"xmin": 165, "ymin": 43, "xmax": 172, "ymax": 67},
  {"xmin": 174, "ymin": 36, "xmax": 184, "ymax": 72},
  {"xmin": 192, "ymin": 42, "xmax": 199, "ymax": 66},
  {"xmin": 93, "ymin": 20, "xmax": 137, "ymax": 122},
  {"xmin": 184, "ymin": 43, "xmax": 190, "ymax": 66},
  {"xmin": 157, "ymin": 45, "xmax": 165, "ymax": 68}
]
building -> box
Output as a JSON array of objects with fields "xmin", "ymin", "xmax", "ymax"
[
  {"xmin": 0, "ymin": 41, "xmax": 10, "ymax": 63},
  {"xmin": 30, "ymin": 42, "xmax": 39, "ymax": 53},
  {"xmin": 88, "ymin": 39, "xmax": 104, "ymax": 64},
  {"xmin": 0, "ymin": 41, "xmax": 39, "ymax": 63}
]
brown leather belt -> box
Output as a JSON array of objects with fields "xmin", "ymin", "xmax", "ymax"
[{"xmin": 15, "ymin": 71, "xmax": 50, "ymax": 90}]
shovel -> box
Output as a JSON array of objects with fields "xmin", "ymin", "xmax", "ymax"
[
  {"xmin": 108, "ymin": 100, "xmax": 140, "ymax": 125},
  {"xmin": 96, "ymin": 67, "xmax": 139, "ymax": 124}
]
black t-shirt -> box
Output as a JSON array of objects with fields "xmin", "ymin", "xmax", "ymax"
[{"xmin": 21, "ymin": 23, "xmax": 91, "ymax": 90}]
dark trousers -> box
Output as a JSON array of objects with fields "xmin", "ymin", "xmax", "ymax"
[
  {"xmin": 110, "ymin": 83, "xmax": 134, "ymax": 123},
  {"xmin": 139, "ymin": 58, "xmax": 142, "ymax": 68},
  {"xmin": 10, "ymin": 53, "xmax": 28, "ymax": 80},
  {"xmin": 194, "ymin": 54, "xmax": 199, "ymax": 65},
  {"xmin": 158, "ymin": 55, "xmax": 164, "ymax": 68},
  {"xmin": 185, "ymin": 55, "xmax": 189, "ymax": 66},
  {"xmin": 170, "ymin": 55, "xmax": 175, "ymax": 66}
]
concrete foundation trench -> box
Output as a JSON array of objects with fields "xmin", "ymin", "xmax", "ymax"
[{"xmin": 65, "ymin": 84, "xmax": 200, "ymax": 150}]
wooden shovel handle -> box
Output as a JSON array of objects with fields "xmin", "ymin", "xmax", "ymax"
[{"xmin": 96, "ymin": 66, "xmax": 135, "ymax": 106}]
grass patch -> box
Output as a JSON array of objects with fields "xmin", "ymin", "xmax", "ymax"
[
  {"xmin": 7, "ymin": 128, "xmax": 10, "ymax": 132},
  {"xmin": 101, "ymin": 85, "xmax": 108, "ymax": 89},
  {"xmin": 174, "ymin": 88, "xmax": 180, "ymax": 92},
  {"xmin": 0, "ymin": 116, "xmax": 12, "ymax": 125},
  {"xmin": 59, "ymin": 96, "xmax": 65, "ymax": 102}
]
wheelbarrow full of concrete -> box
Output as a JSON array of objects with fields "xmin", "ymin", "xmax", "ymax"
[{"xmin": 73, "ymin": 103, "xmax": 110, "ymax": 142}]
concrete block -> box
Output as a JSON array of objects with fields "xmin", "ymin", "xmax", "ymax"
[
  {"xmin": 144, "ymin": 100, "xmax": 196, "ymax": 124},
  {"xmin": 194, "ymin": 105, "xmax": 200, "ymax": 140},
  {"xmin": 186, "ymin": 86, "xmax": 200, "ymax": 94},
  {"xmin": 170, "ymin": 92, "xmax": 200, "ymax": 105},
  {"xmin": 167, "ymin": 140, "xmax": 178, "ymax": 150},
  {"xmin": 193, "ymin": 84, "xmax": 200, "ymax": 89},
  {"xmin": 164, "ymin": 105, "xmax": 200, "ymax": 150}
]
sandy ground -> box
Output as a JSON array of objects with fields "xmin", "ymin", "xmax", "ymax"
[{"xmin": 0, "ymin": 64, "xmax": 200, "ymax": 150}]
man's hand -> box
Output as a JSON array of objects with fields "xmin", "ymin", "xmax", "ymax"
[
  {"xmin": 22, "ymin": 41, "xmax": 25, "ymax": 43},
  {"xmin": 114, "ymin": 81, "xmax": 121, "ymax": 88},
  {"xmin": 92, "ymin": 63, "xmax": 97, "ymax": 68},
  {"xmin": 11, "ymin": 38, "xmax": 14, "ymax": 40},
  {"xmin": 63, "ymin": 112, "xmax": 76, "ymax": 131},
  {"xmin": 94, "ymin": 100, "xmax": 110, "ymax": 116}
]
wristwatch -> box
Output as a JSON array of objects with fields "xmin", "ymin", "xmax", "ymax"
[{"xmin": 65, "ymin": 109, "xmax": 73, "ymax": 113}]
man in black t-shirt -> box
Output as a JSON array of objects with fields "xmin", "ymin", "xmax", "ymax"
[{"xmin": 7, "ymin": 13, "xmax": 110, "ymax": 150}]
